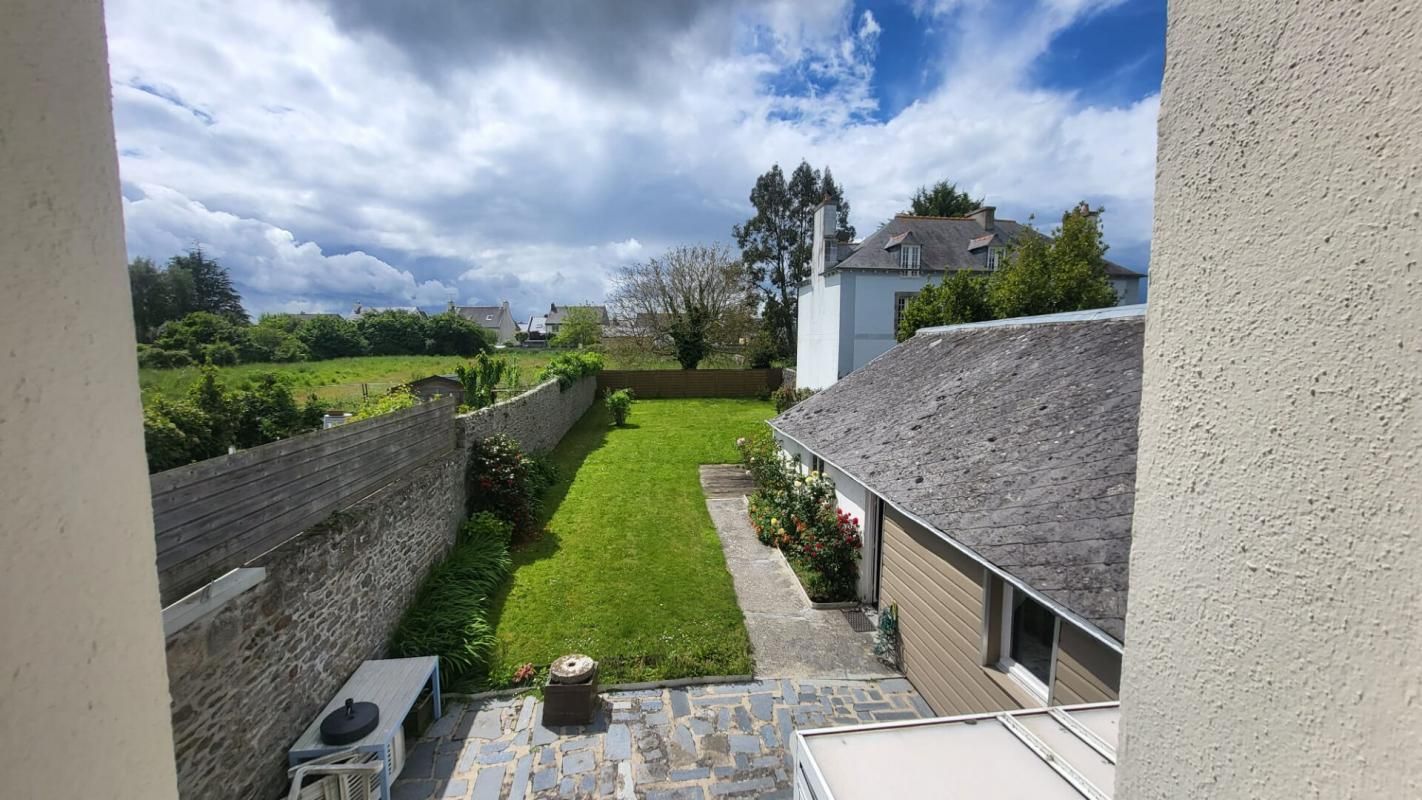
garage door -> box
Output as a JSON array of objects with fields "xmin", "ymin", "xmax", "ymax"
[{"xmin": 878, "ymin": 508, "xmax": 1023, "ymax": 716}]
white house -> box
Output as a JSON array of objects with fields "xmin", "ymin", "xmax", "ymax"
[{"xmin": 795, "ymin": 202, "xmax": 1147, "ymax": 390}]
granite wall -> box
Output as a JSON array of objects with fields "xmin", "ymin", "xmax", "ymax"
[{"xmin": 458, "ymin": 375, "xmax": 596, "ymax": 453}]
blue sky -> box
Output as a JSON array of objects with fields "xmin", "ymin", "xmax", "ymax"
[{"xmin": 105, "ymin": 0, "xmax": 1164, "ymax": 321}]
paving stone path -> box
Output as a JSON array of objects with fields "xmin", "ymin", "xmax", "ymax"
[
  {"xmin": 700, "ymin": 465, "xmax": 895, "ymax": 680},
  {"xmin": 393, "ymin": 678, "xmax": 930, "ymax": 800}
]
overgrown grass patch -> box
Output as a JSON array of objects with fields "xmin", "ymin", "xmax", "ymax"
[{"xmin": 479, "ymin": 398, "xmax": 772, "ymax": 689}]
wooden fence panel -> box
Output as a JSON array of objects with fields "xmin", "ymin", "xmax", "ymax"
[
  {"xmin": 151, "ymin": 397, "xmax": 458, "ymax": 604},
  {"xmin": 595, "ymin": 369, "xmax": 784, "ymax": 399}
]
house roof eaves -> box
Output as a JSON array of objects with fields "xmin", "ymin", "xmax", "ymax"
[
  {"xmin": 766, "ymin": 419, "xmax": 1125, "ymax": 654},
  {"xmin": 914, "ymin": 304, "xmax": 1146, "ymax": 336}
]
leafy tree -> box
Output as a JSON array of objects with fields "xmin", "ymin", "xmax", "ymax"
[
  {"xmin": 425, "ymin": 309, "xmax": 493, "ymax": 356},
  {"xmin": 906, "ymin": 180, "xmax": 983, "ymax": 217},
  {"xmin": 987, "ymin": 203, "xmax": 1117, "ymax": 318},
  {"xmin": 153, "ymin": 311, "xmax": 249, "ymax": 362},
  {"xmin": 143, "ymin": 398, "xmax": 221, "ymax": 472},
  {"xmin": 895, "ymin": 202, "xmax": 1119, "ymax": 338},
  {"xmin": 455, "ymin": 354, "xmax": 513, "ymax": 410},
  {"xmin": 735, "ymin": 160, "xmax": 852, "ymax": 359},
  {"xmin": 551, "ymin": 307, "xmax": 604, "ymax": 349},
  {"xmin": 128, "ymin": 257, "xmax": 172, "ymax": 343},
  {"xmin": 895, "ymin": 270, "xmax": 992, "ymax": 341},
  {"xmin": 296, "ymin": 314, "xmax": 368, "ymax": 360},
  {"xmin": 608, "ymin": 243, "xmax": 754, "ymax": 370},
  {"xmin": 357, "ymin": 310, "xmax": 429, "ymax": 355}
]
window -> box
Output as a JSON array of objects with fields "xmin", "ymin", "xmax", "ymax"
[
  {"xmin": 987, "ymin": 247, "xmax": 1005, "ymax": 270},
  {"xmin": 999, "ymin": 584, "xmax": 1056, "ymax": 700},
  {"xmin": 900, "ymin": 244, "xmax": 921, "ymax": 273},
  {"xmin": 894, "ymin": 292, "xmax": 918, "ymax": 334},
  {"xmin": 810, "ymin": 454, "xmax": 825, "ymax": 474}
]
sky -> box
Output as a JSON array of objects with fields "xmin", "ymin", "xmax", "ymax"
[{"xmin": 105, "ymin": 0, "xmax": 1165, "ymax": 323}]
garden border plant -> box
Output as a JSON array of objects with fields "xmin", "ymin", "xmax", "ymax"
[{"xmin": 737, "ymin": 424, "xmax": 862, "ymax": 602}]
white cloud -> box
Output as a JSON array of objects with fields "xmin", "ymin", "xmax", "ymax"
[{"xmin": 106, "ymin": 0, "xmax": 1158, "ymax": 321}]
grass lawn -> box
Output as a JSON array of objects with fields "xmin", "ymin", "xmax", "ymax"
[
  {"xmin": 478, "ymin": 398, "xmax": 773, "ymax": 689},
  {"xmin": 138, "ymin": 349, "xmax": 745, "ymax": 406}
]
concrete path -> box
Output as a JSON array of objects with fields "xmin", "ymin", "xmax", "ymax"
[
  {"xmin": 699, "ymin": 466, "xmax": 897, "ymax": 680},
  {"xmin": 393, "ymin": 678, "xmax": 930, "ymax": 800}
]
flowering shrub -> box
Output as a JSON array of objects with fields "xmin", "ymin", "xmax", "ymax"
[
  {"xmin": 738, "ymin": 426, "xmax": 861, "ymax": 601},
  {"xmin": 465, "ymin": 434, "xmax": 555, "ymax": 538}
]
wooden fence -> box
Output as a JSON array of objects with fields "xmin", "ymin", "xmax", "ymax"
[
  {"xmin": 151, "ymin": 397, "xmax": 458, "ymax": 605},
  {"xmin": 596, "ymin": 369, "xmax": 785, "ymax": 399}
]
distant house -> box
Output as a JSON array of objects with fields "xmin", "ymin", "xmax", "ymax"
[
  {"xmin": 453, "ymin": 300, "xmax": 519, "ymax": 344},
  {"xmin": 402, "ymin": 374, "xmax": 462, "ymax": 403},
  {"xmin": 796, "ymin": 202, "xmax": 1146, "ymax": 389},
  {"xmin": 771, "ymin": 306, "xmax": 1143, "ymax": 717},
  {"xmin": 287, "ymin": 312, "xmax": 340, "ymax": 323},
  {"xmin": 543, "ymin": 303, "xmax": 609, "ymax": 340}
]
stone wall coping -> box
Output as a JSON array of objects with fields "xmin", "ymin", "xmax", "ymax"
[{"xmin": 161, "ymin": 567, "xmax": 266, "ymax": 637}]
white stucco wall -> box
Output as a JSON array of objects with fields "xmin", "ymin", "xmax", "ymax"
[
  {"xmin": 1116, "ymin": 1, "xmax": 1422, "ymax": 797},
  {"xmin": 1, "ymin": 1, "xmax": 180, "ymax": 796},
  {"xmin": 796, "ymin": 275, "xmax": 842, "ymax": 390},
  {"xmin": 843, "ymin": 271, "xmax": 931, "ymax": 377}
]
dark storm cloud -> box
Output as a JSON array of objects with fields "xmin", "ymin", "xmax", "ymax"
[{"xmin": 315, "ymin": 0, "xmax": 741, "ymax": 89}]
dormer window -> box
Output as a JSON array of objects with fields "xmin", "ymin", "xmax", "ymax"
[
  {"xmin": 900, "ymin": 244, "xmax": 921, "ymax": 273},
  {"xmin": 987, "ymin": 247, "xmax": 1005, "ymax": 270}
]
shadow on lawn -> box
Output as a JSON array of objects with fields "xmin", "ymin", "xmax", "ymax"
[{"xmin": 477, "ymin": 404, "xmax": 614, "ymax": 685}]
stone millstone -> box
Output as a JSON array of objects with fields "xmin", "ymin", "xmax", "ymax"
[{"xmin": 549, "ymin": 654, "xmax": 597, "ymax": 684}]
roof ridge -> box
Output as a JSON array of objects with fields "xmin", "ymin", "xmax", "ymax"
[
  {"xmin": 894, "ymin": 213, "xmax": 1019, "ymax": 223},
  {"xmin": 915, "ymin": 305, "xmax": 1146, "ymax": 336}
]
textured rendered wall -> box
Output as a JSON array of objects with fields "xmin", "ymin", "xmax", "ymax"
[
  {"xmin": 459, "ymin": 375, "xmax": 596, "ymax": 452},
  {"xmin": 1117, "ymin": 1, "xmax": 1422, "ymax": 797},
  {"xmin": 0, "ymin": 2, "xmax": 180, "ymax": 797},
  {"xmin": 165, "ymin": 453, "xmax": 463, "ymax": 799}
]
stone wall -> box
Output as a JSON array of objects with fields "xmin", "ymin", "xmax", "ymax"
[
  {"xmin": 781, "ymin": 367, "xmax": 796, "ymax": 391},
  {"xmin": 458, "ymin": 375, "xmax": 596, "ymax": 453},
  {"xmin": 162, "ymin": 376, "xmax": 596, "ymax": 799},
  {"xmin": 165, "ymin": 452, "xmax": 463, "ymax": 799}
]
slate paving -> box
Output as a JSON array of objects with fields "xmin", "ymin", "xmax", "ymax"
[{"xmin": 393, "ymin": 678, "xmax": 928, "ymax": 799}]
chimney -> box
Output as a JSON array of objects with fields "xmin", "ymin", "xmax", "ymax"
[
  {"xmin": 813, "ymin": 200, "xmax": 838, "ymax": 275},
  {"xmin": 969, "ymin": 206, "xmax": 995, "ymax": 231}
]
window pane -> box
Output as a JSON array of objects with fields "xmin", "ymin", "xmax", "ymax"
[{"xmin": 1010, "ymin": 593, "xmax": 1054, "ymax": 686}]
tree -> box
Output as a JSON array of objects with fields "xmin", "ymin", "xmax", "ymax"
[
  {"xmin": 296, "ymin": 315, "xmax": 367, "ymax": 360},
  {"xmin": 895, "ymin": 202, "xmax": 1120, "ymax": 338},
  {"xmin": 425, "ymin": 309, "xmax": 493, "ymax": 356},
  {"xmin": 987, "ymin": 202, "xmax": 1117, "ymax": 318},
  {"xmin": 153, "ymin": 311, "xmax": 249, "ymax": 362},
  {"xmin": 128, "ymin": 257, "xmax": 172, "ymax": 343},
  {"xmin": 551, "ymin": 307, "xmax": 604, "ymax": 349},
  {"xmin": 734, "ymin": 160, "xmax": 852, "ymax": 359},
  {"xmin": 906, "ymin": 180, "xmax": 983, "ymax": 217},
  {"xmin": 608, "ymin": 243, "xmax": 754, "ymax": 370},
  {"xmin": 165, "ymin": 248, "xmax": 248, "ymax": 324},
  {"xmin": 895, "ymin": 270, "xmax": 992, "ymax": 341},
  {"xmin": 357, "ymin": 310, "xmax": 428, "ymax": 355}
]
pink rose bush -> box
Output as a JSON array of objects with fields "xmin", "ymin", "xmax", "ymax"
[{"xmin": 738, "ymin": 426, "xmax": 861, "ymax": 600}]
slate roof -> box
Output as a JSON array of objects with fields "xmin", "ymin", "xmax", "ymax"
[
  {"xmin": 835, "ymin": 214, "xmax": 1142, "ymax": 278},
  {"xmin": 771, "ymin": 307, "xmax": 1145, "ymax": 643},
  {"xmin": 456, "ymin": 305, "xmax": 507, "ymax": 329},
  {"xmin": 547, "ymin": 304, "xmax": 610, "ymax": 325}
]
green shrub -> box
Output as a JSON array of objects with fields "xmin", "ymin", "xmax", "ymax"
[
  {"xmin": 536, "ymin": 350, "xmax": 604, "ymax": 389},
  {"xmin": 772, "ymin": 385, "xmax": 814, "ymax": 414},
  {"xmin": 137, "ymin": 346, "xmax": 192, "ymax": 369},
  {"xmin": 351, "ymin": 386, "xmax": 419, "ymax": 421},
  {"xmin": 466, "ymin": 434, "xmax": 546, "ymax": 538},
  {"xmin": 202, "ymin": 341, "xmax": 240, "ymax": 366},
  {"xmin": 425, "ymin": 309, "xmax": 494, "ymax": 357},
  {"xmin": 297, "ymin": 315, "xmax": 368, "ymax": 360},
  {"xmin": 143, "ymin": 398, "xmax": 222, "ymax": 472},
  {"xmin": 604, "ymin": 388, "xmax": 635, "ymax": 426},
  {"xmin": 387, "ymin": 513, "xmax": 513, "ymax": 686},
  {"xmin": 455, "ymin": 354, "xmax": 514, "ymax": 410},
  {"xmin": 738, "ymin": 424, "xmax": 860, "ymax": 601}
]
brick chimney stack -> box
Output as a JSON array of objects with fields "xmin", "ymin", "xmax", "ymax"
[{"xmin": 969, "ymin": 206, "xmax": 996, "ymax": 231}]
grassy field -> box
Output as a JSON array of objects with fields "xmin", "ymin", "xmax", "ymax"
[
  {"xmin": 137, "ymin": 349, "xmax": 742, "ymax": 407},
  {"xmin": 479, "ymin": 398, "xmax": 772, "ymax": 689}
]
